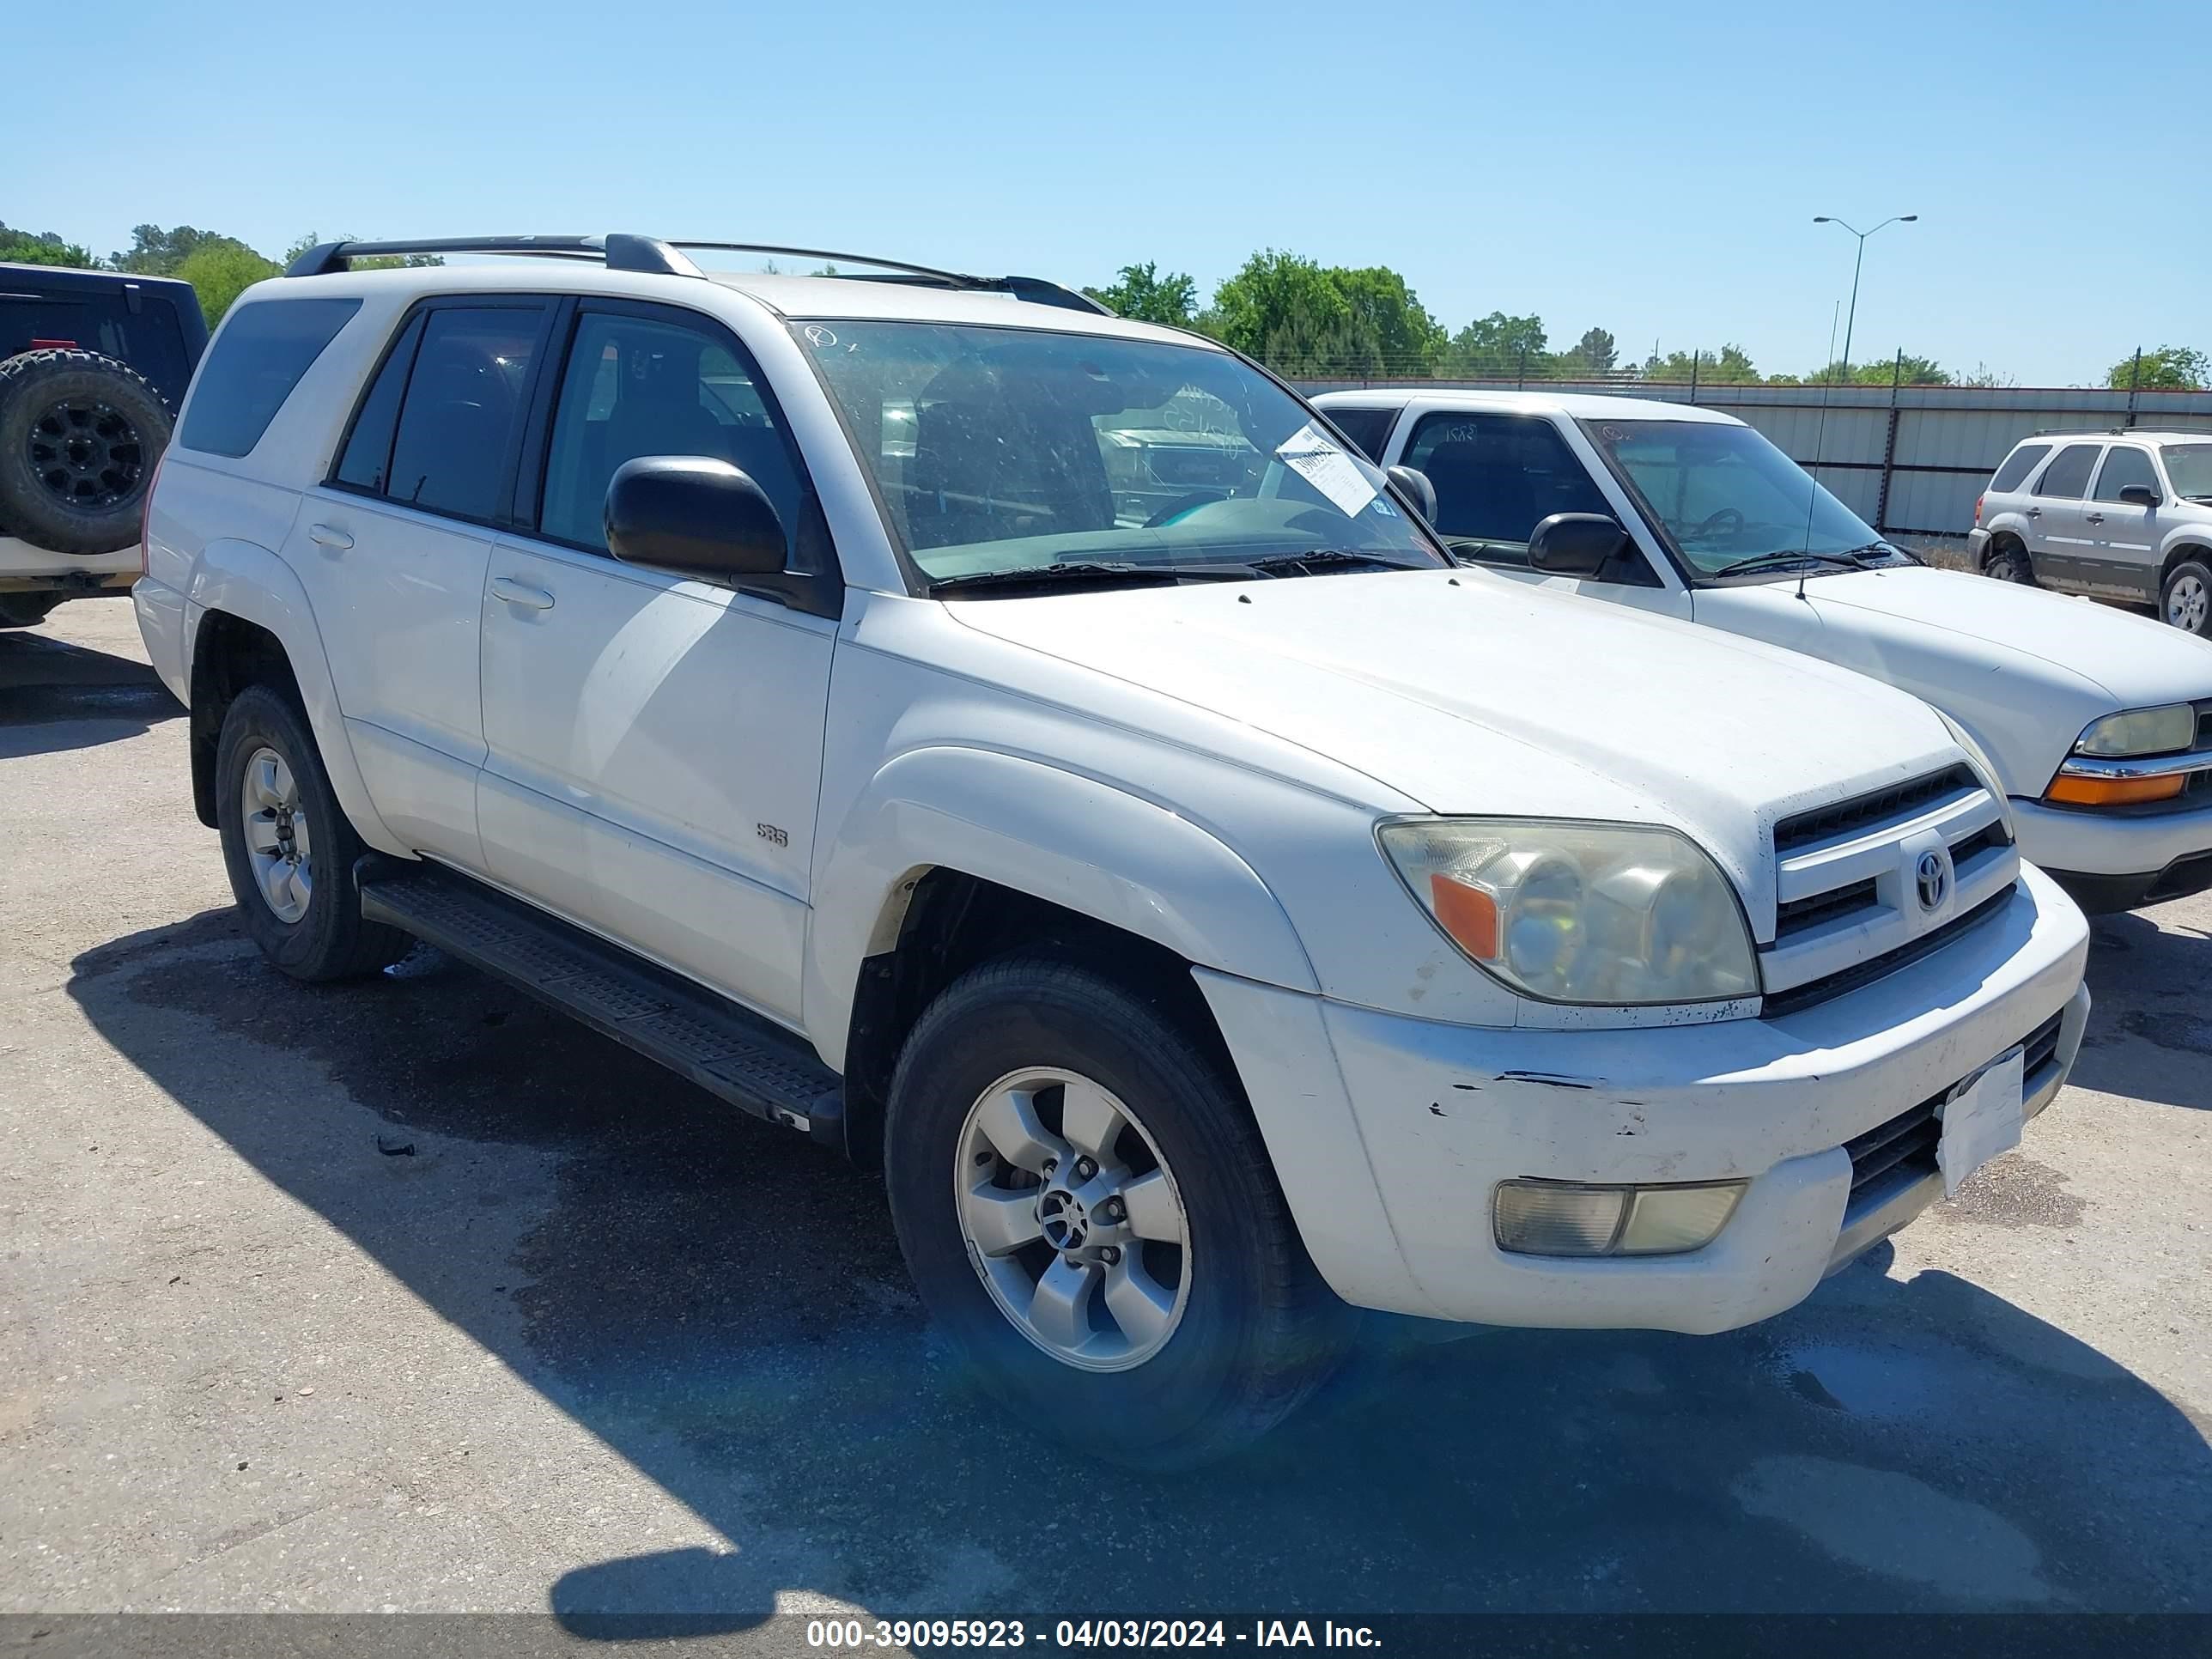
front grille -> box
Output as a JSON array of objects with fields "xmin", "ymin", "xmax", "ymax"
[
  {"xmin": 1948, "ymin": 821, "xmax": 2013, "ymax": 868},
  {"xmin": 2021, "ymin": 1008, "xmax": 2065, "ymax": 1079},
  {"xmin": 1774, "ymin": 764, "xmax": 1978, "ymax": 856},
  {"xmin": 1775, "ymin": 878, "xmax": 1878, "ymax": 939},
  {"xmin": 1763, "ymin": 883, "xmax": 2016, "ymax": 1018},
  {"xmin": 1846, "ymin": 1005, "xmax": 2066, "ymax": 1203},
  {"xmin": 1845, "ymin": 1097, "xmax": 1942, "ymax": 1200},
  {"xmin": 2197, "ymin": 700, "xmax": 2212, "ymax": 751}
]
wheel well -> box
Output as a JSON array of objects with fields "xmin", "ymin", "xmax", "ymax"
[
  {"xmin": 2160, "ymin": 544, "xmax": 2212, "ymax": 586},
  {"xmin": 838, "ymin": 869, "xmax": 1237, "ymax": 1170},
  {"xmin": 187, "ymin": 611, "xmax": 302, "ymax": 828},
  {"xmin": 1983, "ymin": 532, "xmax": 2026, "ymax": 567}
]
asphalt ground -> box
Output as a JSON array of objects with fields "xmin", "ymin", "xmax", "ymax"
[{"xmin": 1, "ymin": 596, "xmax": 2205, "ymax": 1638}]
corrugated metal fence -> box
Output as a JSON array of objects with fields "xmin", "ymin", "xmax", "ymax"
[{"xmin": 1297, "ymin": 378, "xmax": 2212, "ymax": 549}]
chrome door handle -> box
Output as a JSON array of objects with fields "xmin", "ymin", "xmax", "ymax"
[
  {"xmin": 2084, "ymin": 512, "xmax": 2105, "ymax": 524},
  {"xmin": 489, "ymin": 576, "xmax": 555, "ymax": 611},
  {"xmin": 307, "ymin": 524, "xmax": 353, "ymax": 551}
]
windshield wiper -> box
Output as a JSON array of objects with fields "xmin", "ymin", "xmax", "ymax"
[
  {"xmin": 929, "ymin": 561, "xmax": 1253, "ymax": 597},
  {"xmin": 1241, "ymin": 549, "xmax": 1428, "ymax": 576},
  {"xmin": 1706, "ymin": 550, "xmax": 1870, "ymax": 580}
]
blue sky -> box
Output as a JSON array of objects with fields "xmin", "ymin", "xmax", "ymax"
[{"xmin": 12, "ymin": 0, "xmax": 2203, "ymax": 386}]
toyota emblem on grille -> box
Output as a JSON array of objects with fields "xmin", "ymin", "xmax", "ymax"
[{"xmin": 1915, "ymin": 849, "xmax": 1951, "ymax": 912}]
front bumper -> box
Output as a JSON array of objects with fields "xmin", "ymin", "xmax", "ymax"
[
  {"xmin": 2012, "ymin": 794, "xmax": 2212, "ymax": 909},
  {"xmin": 1200, "ymin": 863, "xmax": 2089, "ymax": 1334}
]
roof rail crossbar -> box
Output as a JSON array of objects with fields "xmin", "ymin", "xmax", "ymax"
[{"xmin": 282, "ymin": 234, "xmax": 702, "ymax": 280}]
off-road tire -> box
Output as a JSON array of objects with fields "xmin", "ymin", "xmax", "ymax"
[
  {"xmin": 215, "ymin": 684, "xmax": 410, "ymax": 981},
  {"xmin": 0, "ymin": 348, "xmax": 172, "ymax": 555},
  {"xmin": 884, "ymin": 953, "xmax": 1350, "ymax": 1469}
]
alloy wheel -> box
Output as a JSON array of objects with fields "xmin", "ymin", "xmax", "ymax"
[
  {"xmin": 2167, "ymin": 573, "xmax": 2209, "ymax": 634},
  {"xmin": 27, "ymin": 398, "xmax": 145, "ymax": 512},
  {"xmin": 240, "ymin": 745, "xmax": 313, "ymax": 924},
  {"xmin": 953, "ymin": 1066, "xmax": 1192, "ymax": 1371}
]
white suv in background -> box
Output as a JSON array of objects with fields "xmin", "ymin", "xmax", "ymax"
[
  {"xmin": 1318, "ymin": 389, "xmax": 2212, "ymax": 914},
  {"xmin": 137, "ymin": 237, "xmax": 2087, "ymax": 1467},
  {"xmin": 1969, "ymin": 429, "xmax": 2212, "ymax": 637}
]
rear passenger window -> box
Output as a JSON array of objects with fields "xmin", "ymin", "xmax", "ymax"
[
  {"xmin": 382, "ymin": 307, "xmax": 545, "ymax": 522},
  {"xmin": 538, "ymin": 308, "xmax": 808, "ymax": 557},
  {"xmin": 1989, "ymin": 443, "xmax": 2048, "ymax": 493},
  {"xmin": 1401, "ymin": 411, "xmax": 1615, "ymax": 563},
  {"xmin": 178, "ymin": 298, "xmax": 361, "ymax": 459},
  {"xmin": 2093, "ymin": 447, "xmax": 2160, "ymax": 502},
  {"xmin": 2035, "ymin": 444, "xmax": 2100, "ymax": 499},
  {"xmin": 331, "ymin": 313, "xmax": 425, "ymax": 493},
  {"xmin": 1323, "ymin": 406, "xmax": 1398, "ymax": 463}
]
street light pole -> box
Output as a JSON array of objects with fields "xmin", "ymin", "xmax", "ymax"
[{"xmin": 1813, "ymin": 214, "xmax": 1917, "ymax": 379}]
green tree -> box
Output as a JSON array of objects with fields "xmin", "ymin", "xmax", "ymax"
[
  {"xmin": 1206, "ymin": 250, "xmax": 1447, "ymax": 377},
  {"xmin": 1446, "ymin": 312, "xmax": 1548, "ymax": 377},
  {"xmin": 0, "ymin": 223, "xmax": 95, "ymax": 268},
  {"xmin": 111, "ymin": 224, "xmax": 255, "ymax": 276},
  {"xmin": 1084, "ymin": 261, "xmax": 1199, "ymax": 327},
  {"xmin": 176, "ymin": 242, "xmax": 281, "ymax": 327},
  {"xmin": 1643, "ymin": 343, "xmax": 1761, "ymax": 385},
  {"xmin": 2106, "ymin": 346, "xmax": 2209, "ymax": 392},
  {"xmin": 1801, "ymin": 354, "xmax": 1951, "ymax": 386},
  {"xmin": 1555, "ymin": 325, "xmax": 1619, "ymax": 378}
]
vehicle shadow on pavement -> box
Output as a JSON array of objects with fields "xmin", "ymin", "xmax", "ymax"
[
  {"xmin": 2067, "ymin": 911, "xmax": 2212, "ymax": 1113},
  {"xmin": 0, "ymin": 626, "xmax": 179, "ymax": 758},
  {"xmin": 66, "ymin": 917, "xmax": 2212, "ymax": 1621}
]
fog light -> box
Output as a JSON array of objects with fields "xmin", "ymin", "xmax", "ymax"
[{"xmin": 1493, "ymin": 1179, "xmax": 1746, "ymax": 1257}]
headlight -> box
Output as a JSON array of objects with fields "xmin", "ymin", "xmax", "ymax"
[
  {"xmin": 2073, "ymin": 704, "xmax": 2196, "ymax": 758},
  {"xmin": 1379, "ymin": 818, "xmax": 1758, "ymax": 1006}
]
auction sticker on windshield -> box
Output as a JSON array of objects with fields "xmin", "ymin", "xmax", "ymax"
[{"xmin": 1276, "ymin": 422, "xmax": 1376, "ymax": 519}]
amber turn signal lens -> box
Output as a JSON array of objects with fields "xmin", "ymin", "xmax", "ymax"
[
  {"xmin": 1429, "ymin": 872, "xmax": 1500, "ymax": 960},
  {"xmin": 2045, "ymin": 773, "xmax": 2185, "ymax": 807}
]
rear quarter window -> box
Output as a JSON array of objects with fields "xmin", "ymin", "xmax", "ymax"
[
  {"xmin": 179, "ymin": 297, "xmax": 362, "ymax": 459},
  {"xmin": 1989, "ymin": 443, "xmax": 2049, "ymax": 493}
]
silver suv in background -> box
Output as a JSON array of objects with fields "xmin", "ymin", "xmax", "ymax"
[{"xmin": 1971, "ymin": 430, "xmax": 2212, "ymax": 636}]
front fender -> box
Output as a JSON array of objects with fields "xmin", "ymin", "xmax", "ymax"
[
  {"xmin": 185, "ymin": 538, "xmax": 402, "ymax": 854},
  {"xmin": 803, "ymin": 745, "xmax": 1317, "ymax": 1069}
]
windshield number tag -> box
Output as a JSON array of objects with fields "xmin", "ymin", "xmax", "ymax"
[{"xmin": 1276, "ymin": 422, "xmax": 1377, "ymax": 519}]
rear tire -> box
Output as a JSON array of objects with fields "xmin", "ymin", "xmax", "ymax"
[
  {"xmin": 1984, "ymin": 542, "xmax": 2036, "ymax": 585},
  {"xmin": 0, "ymin": 349, "xmax": 173, "ymax": 556},
  {"xmin": 215, "ymin": 684, "xmax": 410, "ymax": 981},
  {"xmin": 0, "ymin": 593, "xmax": 60, "ymax": 629},
  {"xmin": 2161, "ymin": 559, "xmax": 2211, "ymax": 636},
  {"xmin": 884, "ymin": 953, "xmax": 1349, "ymax": 1469}
]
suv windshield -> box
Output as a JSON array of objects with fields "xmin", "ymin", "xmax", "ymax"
[
  {"xmin": 2163, "ymin": 444, "xmax": 2212, "ymax": 501},
  {"xmin": 1579, "ymin": 416, "xmax": 1898, "ymax": 578},
  {"xmin": 797, "ymin": 320, "xmax": 1444, "ymax": 586}
]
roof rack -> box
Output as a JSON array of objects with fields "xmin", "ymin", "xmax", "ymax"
[{"xmin": 281, "ymin": 234, "xmax": 1110, "ymax": 314}]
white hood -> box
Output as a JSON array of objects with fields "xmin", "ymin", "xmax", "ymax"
[
  {"xmin": 1696, "ymin": 567, "xmax": 2212, "ymax": 790},
  {"xmin": 949, "ymin": 568, "xmax": 1967, "ymax": 905}
]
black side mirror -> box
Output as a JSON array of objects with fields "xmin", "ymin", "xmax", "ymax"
[
  {"xmin": 1386, "ymin": 465, "xmax": 1437, "ymax": 523},
  {"xmin": 605, "ymin": 456, "xmax": 786, "ymax": 580},
  {"xmin": 2118, "ymin": 483, "xmax": 2161, "ymax": 508},
  {"xmin": 1528, "ymin": 512, "xmax": 1632, "ymax": 577}
]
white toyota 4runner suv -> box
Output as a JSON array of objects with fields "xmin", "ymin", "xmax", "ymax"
[
  {"xmin": 138, "ymin": 237, "xmax": 2090, "ymax": 1468},
  {"xmin": 1318, "ymin": 389, "xmax": 2212, "ymax": 915}
]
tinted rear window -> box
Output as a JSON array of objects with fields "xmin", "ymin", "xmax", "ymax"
[
  {"xmin": 1989, "ymin": 443, "xmax": 2049, "ymax": 493},
  {"xmin": 179, "ymin": 298, "xmax": 361, "ymax": 459},
  {"xmin": 1323, "ymin": 405, "xmax": 1398, "ymax": 462},
  {"xmin": 2035, "ymin": 443, "xmax": 2100, "ymax": 499}
]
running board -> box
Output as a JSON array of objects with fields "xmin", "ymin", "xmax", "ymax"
[{"xmin": 356, "ymin": 857, "xmax": 843, "ymax": 1147}]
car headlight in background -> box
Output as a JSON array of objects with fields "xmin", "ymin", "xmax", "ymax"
[
  {"xmin": 1379, "ymin": 818, "xmax": 1758, "ymax": 1005},
  {"xmin": 2046, "ymin": 704, "xmax": 2200, "ymax": 807},
  {"xmin": 2072, "ymin": 704, "xmax": 2196, "ymax": 758}
]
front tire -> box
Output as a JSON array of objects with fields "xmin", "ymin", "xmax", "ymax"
[
  {"xmin": 215, "ymin": 684, "xmax": 409, "ymax": 981},
  {"xmin": 884, "ymin": 954, "xmax": 1348, "ymax": 1469},
  {"xmin": 2162, "ymin": 559, "xmax": 2211, "ymax": 636}
]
